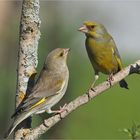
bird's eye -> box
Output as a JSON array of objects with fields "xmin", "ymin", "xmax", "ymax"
[
  {"xmin": 59, "ymin": 52, "xmax": 64, "ymax": 57},
  {"xmin": 91, "ymin": 25, "xmax": 95, "ymax": 29}
]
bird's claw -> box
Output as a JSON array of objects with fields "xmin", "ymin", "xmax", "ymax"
[
  {"xmin": 86, "ymin": 87, "xmax": 96, "ymax": 101},
  {"xmin": 53, "ymin": 103, "xmax": 67, "ymax": 114},
  {"xmin": 107, "ymin": 73, "xmax": 114, "ymax": 86},
  {"xmin": 90, "ymin": 87, "xmax": 96, "ymax": 92},
  {"xmin": 59, "ymin": 103, "xmax": 67, "ymax": 113}
]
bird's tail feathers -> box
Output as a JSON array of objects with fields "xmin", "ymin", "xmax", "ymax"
[
  {"xmin": 4, "ymin": 111, "xmax": 33, "ymax": 138},
  {"xmin": 119, "ymin": 79, "xmax": 129, "ymax": 89}
]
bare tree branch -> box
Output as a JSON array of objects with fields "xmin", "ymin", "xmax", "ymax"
[
  {"xmin": 21, "ymin": 60, "xmax": 140, "ymax": 140},
  {"xmin": 15, "ymin": 0, "xmax": 40, "ymax": 139},
  {"xmin": 13, "ymin": 0, "xmax": 140, "ymax": 139}
]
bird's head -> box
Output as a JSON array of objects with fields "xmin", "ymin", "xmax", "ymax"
[
  {"xmin": 78, "ymin": 21, "xmax": 108, "ymax": 39},
  {"xmin": 44, "ymin": 48, "xmax": 70, "ymax": 70}
]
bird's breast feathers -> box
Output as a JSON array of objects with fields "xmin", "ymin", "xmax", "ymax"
[{"xmin": 86, "ymin": 38, "xmax": 119, "ymax": 74}]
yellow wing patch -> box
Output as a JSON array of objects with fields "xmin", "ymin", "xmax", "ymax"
[
  {"xmin": 111, "ymin": 47, "xmax": 115, "ymax": 55},
  {"xmin": 112, "ymin": 47, "xmax": 123, "ymax": 70},
  {"xmin": 116, "ymin": 56, "xmax": 123, "ymax": 69},
  {"xmin": 30, "ymin": 98, "xmax": 46, "ymax": 109}
]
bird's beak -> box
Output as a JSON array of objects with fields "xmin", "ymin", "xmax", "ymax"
[
  {"xmin": 64, "ymin": 48, "xmax": 70, "ymax": 55},
  {"xmin": 78, "ymin": 25, "xmax": 88, "ymax": 33}
]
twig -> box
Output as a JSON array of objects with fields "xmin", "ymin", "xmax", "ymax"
[{"xmin": 22, "ymin": 60, "xmax": 140, "ymax": 140}]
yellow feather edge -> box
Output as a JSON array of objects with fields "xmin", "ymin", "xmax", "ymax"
[{"xmin": 30, "ymin": 98, "xmax": 46, "ymax": 109}]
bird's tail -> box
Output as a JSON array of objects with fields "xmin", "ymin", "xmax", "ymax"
[
  {"xmin": 4, "ymin": 111, "xmax": 33, "ymax": 138},
  {"xmin": 4, "ymin": 121, "xmax": 17, "ymax": 138},
  {"xmin": 119, "ymin": 79, "xmax": 129, "ymax": 89}
]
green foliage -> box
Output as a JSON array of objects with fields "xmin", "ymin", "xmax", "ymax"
[{"xmin": 122, "ymin": 122, "xmax": 140, "ymax": 140}]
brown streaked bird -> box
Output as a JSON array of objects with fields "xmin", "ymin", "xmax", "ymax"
[
  {"xmin": 5, "ymin": 48, "xmax": 70, "ymax": 137},
  {"xmin": 78, "ymin": 21, "xmax": 128, "ymax": 89}
]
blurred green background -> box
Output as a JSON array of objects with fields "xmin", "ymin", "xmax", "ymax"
[{"xmin": 0, "ymin": 1, "xmax": 140, "ymax": 139}]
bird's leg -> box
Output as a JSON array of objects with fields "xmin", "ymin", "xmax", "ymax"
[
  {"xmin": 107, "ymin": 73, "xmax": 114, "ymax": 86},
  {"xmin": 55, "ymin": 103, "xmax": 67, "ymax": 114},
  {"xmin": 47, "ymin": 104, "xmax": 67, "ymax": 114},
  {"xmin": 87, "ymin": 74, "xmax": 99, "ymax": 100},
  {"xmin": 90, "ymin": 74, "xmax": 99, "ymax": 90}
]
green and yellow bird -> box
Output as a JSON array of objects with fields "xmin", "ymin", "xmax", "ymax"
[{"xmin": 78, "ymin": 21, "xmax": 128, "ymax": 89}]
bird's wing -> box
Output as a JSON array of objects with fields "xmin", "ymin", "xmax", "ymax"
[
  {"xmin": 23, "ymin": 72, "xmax": 65, "ymax": 108},
  {"xmin": 32, "ymin": 70, "xmax": 65, "ymax": 98},
  {"xmin": 108, "ymin": 38, "xmax": 123, "ymax": 70},
  {"xmin": 12, "ymin": 70, "xmax": 65, "ymax": 117}
]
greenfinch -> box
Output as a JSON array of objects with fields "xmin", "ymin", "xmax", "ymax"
[
  {"xmin": 78, "ymin": 21, "xmax": 128, "ymax": 89},
  {"xmin": 6, "ymin": 48, "xmax": 70, "ymax": 137}
]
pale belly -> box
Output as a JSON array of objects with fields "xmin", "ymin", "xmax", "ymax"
[{"xmin": 35, "ymin": 75, "xmax": 69, "ymax": 114}]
